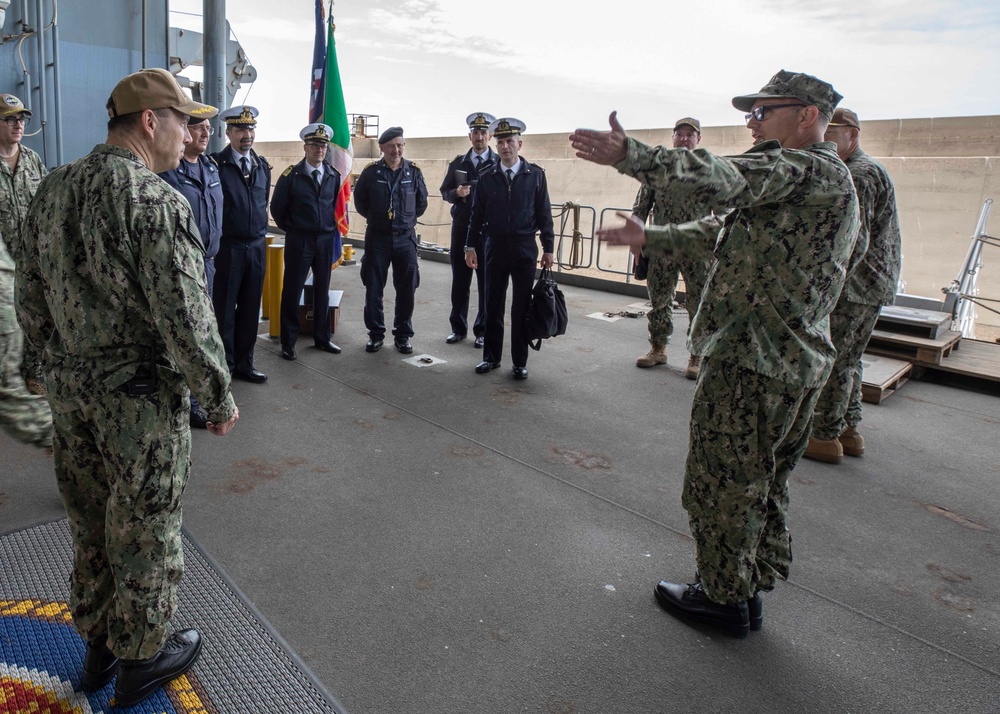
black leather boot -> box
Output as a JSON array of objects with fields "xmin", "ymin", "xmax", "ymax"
[
  {"xmin": 654, "ymin": 581, "xmax": 750, "ymax": 638},
  {"xmin": 115, "ymin": 628, "xmax": 203, "ymax": 707},
  {"xmin": 80, "ymin": 638, "xmax": 119, "ymax": 690}
]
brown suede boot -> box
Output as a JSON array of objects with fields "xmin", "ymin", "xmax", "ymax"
[
  {"xmin": 803, "ymin": 435, "xmax": 843, "ymax": 464},
  {"xmin": 636, "ymin": 346, "xmax": 667, "ymax": 368},
  {"xmin": 838, "ymin": 426, "xmax": 865, "ymax": 457},
  {"xmin": 685, "ymin": 355, "xmax": 702, "ymax": 380}
]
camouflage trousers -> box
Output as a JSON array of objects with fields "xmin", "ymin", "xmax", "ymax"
[
  {"xmin": 683, "ymin": 357, "xmax": 820, "ymax": 604},
  {"xmin": 811, "ymin": 302, "xmax": 881, "ymax": 440},
  {"xmin": 0, "ymin": 328, "xmax": 52, "ymax": 447},
  {"xmin": 52, "ymin": 378, "xmax": 191, "ymax": 660},
  {"xmin": 20, "ymin": 335, "xmax": 45, "ymax": 385},
  {"xmin": 645, "ymin": 254, "xmax": 708, "ymax": 348}
]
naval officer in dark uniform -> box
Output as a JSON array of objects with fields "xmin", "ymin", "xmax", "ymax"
[
  {"xmin": 271, "ymin": 122, "xmax": 342, "ymax": 360},
  {"xmin": 466, "ymin": 118, "xmax": 554, "ymax": 380},
  {"xmin": 211, "ymin": 105, "xmax": 272, "ymax": 383},
  {"xmin": 353, "ymin": 126, "xmax": 428, "ymax": 354},
  {"xmin": 159, "ymin": 115, "xmax": 223, "ymax": 426},
  {"xmin": 440, "ymin": 112, "xmax": 497, "ymax": 347}
]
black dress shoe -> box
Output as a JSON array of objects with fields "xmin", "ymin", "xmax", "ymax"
[
  {"xmin": 475, "ymin": 360, "xmax": 501, "ymax": 374},
  {"xmin": 280, "ymin": 346, "xmax": 297, "ymax": 361},
  {"xmin": 395, "ymin": 338, "xmax": 413, "ymax": 354},
  {"xmin": 474, "ymin": 336, "xmax": 485, "ymax": 348},
  {"xmin": 115, "ymin": 628, "xmax": 203, "ymax": 707},
  {"xmin": 232, "ymin": 368, "xmax": 267, "ymax": 383},
  {"xmin": 81, "ymin": 639, "xmax": 119, "ymax": 690},
  {"xmin": 512, "ymin": 367, "xmax": 528, "ymax": 380},
  {"xmin": 365, "ymin": 338, "xmax": 384, "ymax": 353},
  {"xmin": 446, "ymin": 332, "xmax": 466, "ymax": 344},
  {"xmin": 189, "ymin": 408, "xmax": 209, "ymax": 429},
  {"xmin": 654, "ymin": 581, "xmax": 750, "ymax": 639},
  {"xmin": 314, "ymin": 340, "xmax": 342, "ymax": 354},
  {"xmin": 748, "ymin": 591, "xmax": 763, "ymax": 631}
]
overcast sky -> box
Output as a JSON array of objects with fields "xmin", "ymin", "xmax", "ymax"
[{"xmin": 171, "ymin": 0, "xmax": 1000, "ymax": 143}]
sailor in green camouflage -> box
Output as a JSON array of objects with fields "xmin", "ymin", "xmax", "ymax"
[
  {"xmin": 14, "ymin": 68, "xmax": 238, "ymax": 666},
  {"xmin": 0, "ymin": 230, "xmax": 51, "ymax": 447},
  {"xmin": 0, "ymin": 93, "xmax": 48, "ymax": 394},
  {"xmin": 630, "ymin": 118, "xmax": 713, "ymax": 376},
  {"xmin": 807, "ymin": 108, "xmax": 902, "ymax": 463},
  {"xmin": 574, "ymin": 70, "xmax": 859, "ymax": 636}
]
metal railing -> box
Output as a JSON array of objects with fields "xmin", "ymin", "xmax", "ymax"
[{"xmin": 951, "ymin": 198, "xmax": 997, "ymax": 339}]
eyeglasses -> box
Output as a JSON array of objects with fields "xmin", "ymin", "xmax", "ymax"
[
  {"xmin": 190, "ymin": 124, "xmax": 214, "ymax": 135},
  {"xmin": 744, "ymin": 104, "xmax": 806, "ymax": 124},
  {"xmin": 3, "ymin": 115, "xmax": 28, "ymax": 127}
]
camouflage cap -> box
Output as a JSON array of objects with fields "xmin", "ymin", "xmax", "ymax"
[
  {"xmin": 829, "ymin": 107, "xmax": 860, "ymax": 129},
  {"xmin": 0, "ymin": 94, "xmax": 31, "ymax": 118},
  {"xmin": 107, "ymin": 68, "xmax": 217, "ymax": 119},
  {"xmin": 732, "ymin": 69, "xmax": 842, "ymax": 119},
  {"xmin": 673, "ymin": 117, "xmax": 701, "ymax": 133}
]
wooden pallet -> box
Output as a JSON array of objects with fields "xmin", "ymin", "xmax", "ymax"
[
  {"xmin": 876, "ymin": 305, "xmax": 952, "ymax": 339},
  {"xmin": 866, "ymin": 329, "xmax": 962, "ymax": 365},
  {"xmin": 920, "ymin": 338, "xmax": 1000, "ymax": 383},
  {"xmin": 860, "ymin": 354, "xmax": 913, "ymax": 404}
]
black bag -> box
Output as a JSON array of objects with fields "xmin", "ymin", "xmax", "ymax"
[
  {"xmin": 523, "ymin": 267, "xmax": 568, "ymax": 351},
  {"xmin": 633, "ymin": 253, "xmax": 649, "ymax": 281}
]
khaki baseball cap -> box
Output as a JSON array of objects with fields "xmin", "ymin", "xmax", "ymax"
[
  {"xmin": 106, "ymin": 68, "xmax": 218, "ymax": 119},
  {"xmin": 829, "ymin": 108, "xmax": 860, "ymax": 129},
  {"xmin": 673, "ymin": 117, "xmax": 701, "ymax": 133},
  {"xmin": 0, "ymin": 94, "xmax": 31, "ymax": 118},
  {"xmin": 732, "ymin": 69, "xmax": 842, "ymax": 119}
]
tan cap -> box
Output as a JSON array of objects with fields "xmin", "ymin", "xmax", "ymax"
[
  {"xmin": 1, "ymin": 94, "xmax": 32, "ymax": 118},
  {"xmin": 673, "ymin": 117, "xmax": 701, "ymax": 133},
  {"xmin": 829, "ymin": 107, "xmax": 860, "ymax": 129},
  {"xmin": 106, "ymin": 68, "xmax": 217, "ymax": 119}
]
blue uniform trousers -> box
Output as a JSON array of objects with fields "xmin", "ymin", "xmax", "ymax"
[
  {"xmin": 362, "ymin": 233, "xmax": 419, "ymax": 341},
  {"xmin": 213, "ymin": 237, "xmax": 265, "ymax": 373},
  {"xmin": 483, "ymin": 238, "xmax": 535, "ymax": 369},
  {"xmin": 449, "ymin": 220, "xmax": 485, "ymax": 338},
  {"xmin": 280, "ymin": 231, "xmax": 335, "ymax": 347}
]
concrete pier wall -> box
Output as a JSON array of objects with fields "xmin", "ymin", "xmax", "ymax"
[{"xmin": 259, "ymin": 114, "xmax": 1000, "ymax": 328}]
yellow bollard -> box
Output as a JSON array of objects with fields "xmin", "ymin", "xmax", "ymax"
[
  {"xmin": 262, "ymin": 235, "xmax": 275, "ymax": 318},
  {"xmin": 343, "ymin": 243, "xmax": 354, "ymax": 261},
  {"xmin": 267, "ymin": 243, "xmax": 284, "ymax": 338}
]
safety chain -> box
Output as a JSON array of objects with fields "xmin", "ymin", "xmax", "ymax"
[
  {"xmin": 959, "ymin": 294, "xmax": 1000, "ymax": 318},
  {"xmin": 604, "ymin": 310, "xmax": 646, "ymax": 318}
]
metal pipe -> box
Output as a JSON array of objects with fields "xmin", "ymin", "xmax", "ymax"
[
  {"xmin": 50, "ymin": 0, "xmax": 62, "ymax": 164},
  {"xmin": 141, "ymin": 0, "xmax": 147, "ymax": 68},
  {"xmin": 203, "ymin": 0, "xmax": 226, "ymax": 153},
  {"xmin": 33, "ymin": 0, "xmax": 48, "ymax": 164}
]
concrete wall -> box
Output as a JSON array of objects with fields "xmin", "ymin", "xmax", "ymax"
[{"xmin": 258, "ymin": 114, "xmax": 1000, "ymax": 327}]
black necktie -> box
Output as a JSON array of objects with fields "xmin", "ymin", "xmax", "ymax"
[
  {"xmin": 312, "ymin": 169, "xmax": 321, "ymax": 190},
  {"xmin": 240, "ymin": 157, "xmax": 249, "ymax": 178},
  {"xmin": 506, "ymin": 168, "xmax": 513, "ymax": 184},
  {"xmin": 474, "ymin": 155, "xmax": 481, "ymax": 170}
]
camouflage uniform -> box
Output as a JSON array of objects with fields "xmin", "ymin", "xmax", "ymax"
[
  {"xmin": 631, "ymin": 183, "xmax": 711, "ymax": 347},
  {"xmin": 812, "ymin": 148, "xmax": 901, "ymax": 439},
  {"xmin": 616, "ymin": 136, "xmax": 859, "ymax": 604},
  {"xmin": 15, "ymin": 144, "xmax": 236, "ymax": 659},
  {"xmin": 0, "ymin": 143, "xmax": 47, "ymax": 388},
  {"xmin": 0, "ymin": 232, "xmax": 51, "ymax": 446}
]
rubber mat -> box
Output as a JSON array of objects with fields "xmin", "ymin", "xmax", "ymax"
[{"xmin": 0, "ymin": 518, "xmax": 346, "ymax": 713}]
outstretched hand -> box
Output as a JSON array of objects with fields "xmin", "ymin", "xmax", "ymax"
[
  {"xmin": 569, "ymin": 111, "xmax": 628, "ymax": 166},
  {"xmin": 596, "ymin": 211, "xmax": 647, "ymax": 249}
]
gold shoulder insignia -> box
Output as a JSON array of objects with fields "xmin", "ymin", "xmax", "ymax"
[
  {"xmin": 281, "ymin": 165, "xmax": 293, "ymax": 177},
  {"xmin": 208, "ymin": 156, "xmax": 219, "ymax": 167},
  {"xmin": 410, "ymin": 161, "xmax": 420, "ymax": 169}
]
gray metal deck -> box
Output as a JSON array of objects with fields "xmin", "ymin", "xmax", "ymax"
[{"xmin": 3, "ymin": 254, "xmax": 999, "ymax": 713}]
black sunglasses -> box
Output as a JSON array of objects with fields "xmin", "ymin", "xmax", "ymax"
[{"xmin": 744, "ymin": 104, "xmax": 806, "ymax": 124}]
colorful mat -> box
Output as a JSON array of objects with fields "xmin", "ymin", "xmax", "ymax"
[{"xmin": 0, "ymin": 518, "xmax": 346, "ymax": 713}]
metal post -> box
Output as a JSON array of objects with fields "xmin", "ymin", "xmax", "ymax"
[
  {"xmin": 203, "ymin": 0, "xmax": 226, "ymax": 154},
  {"xmin": 33, "ymin": 0, "xmax": 48, "ymax": 164},
  {"xmin": 51, "ymin": 0, "xmax": 63, "ymax": 164}
]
